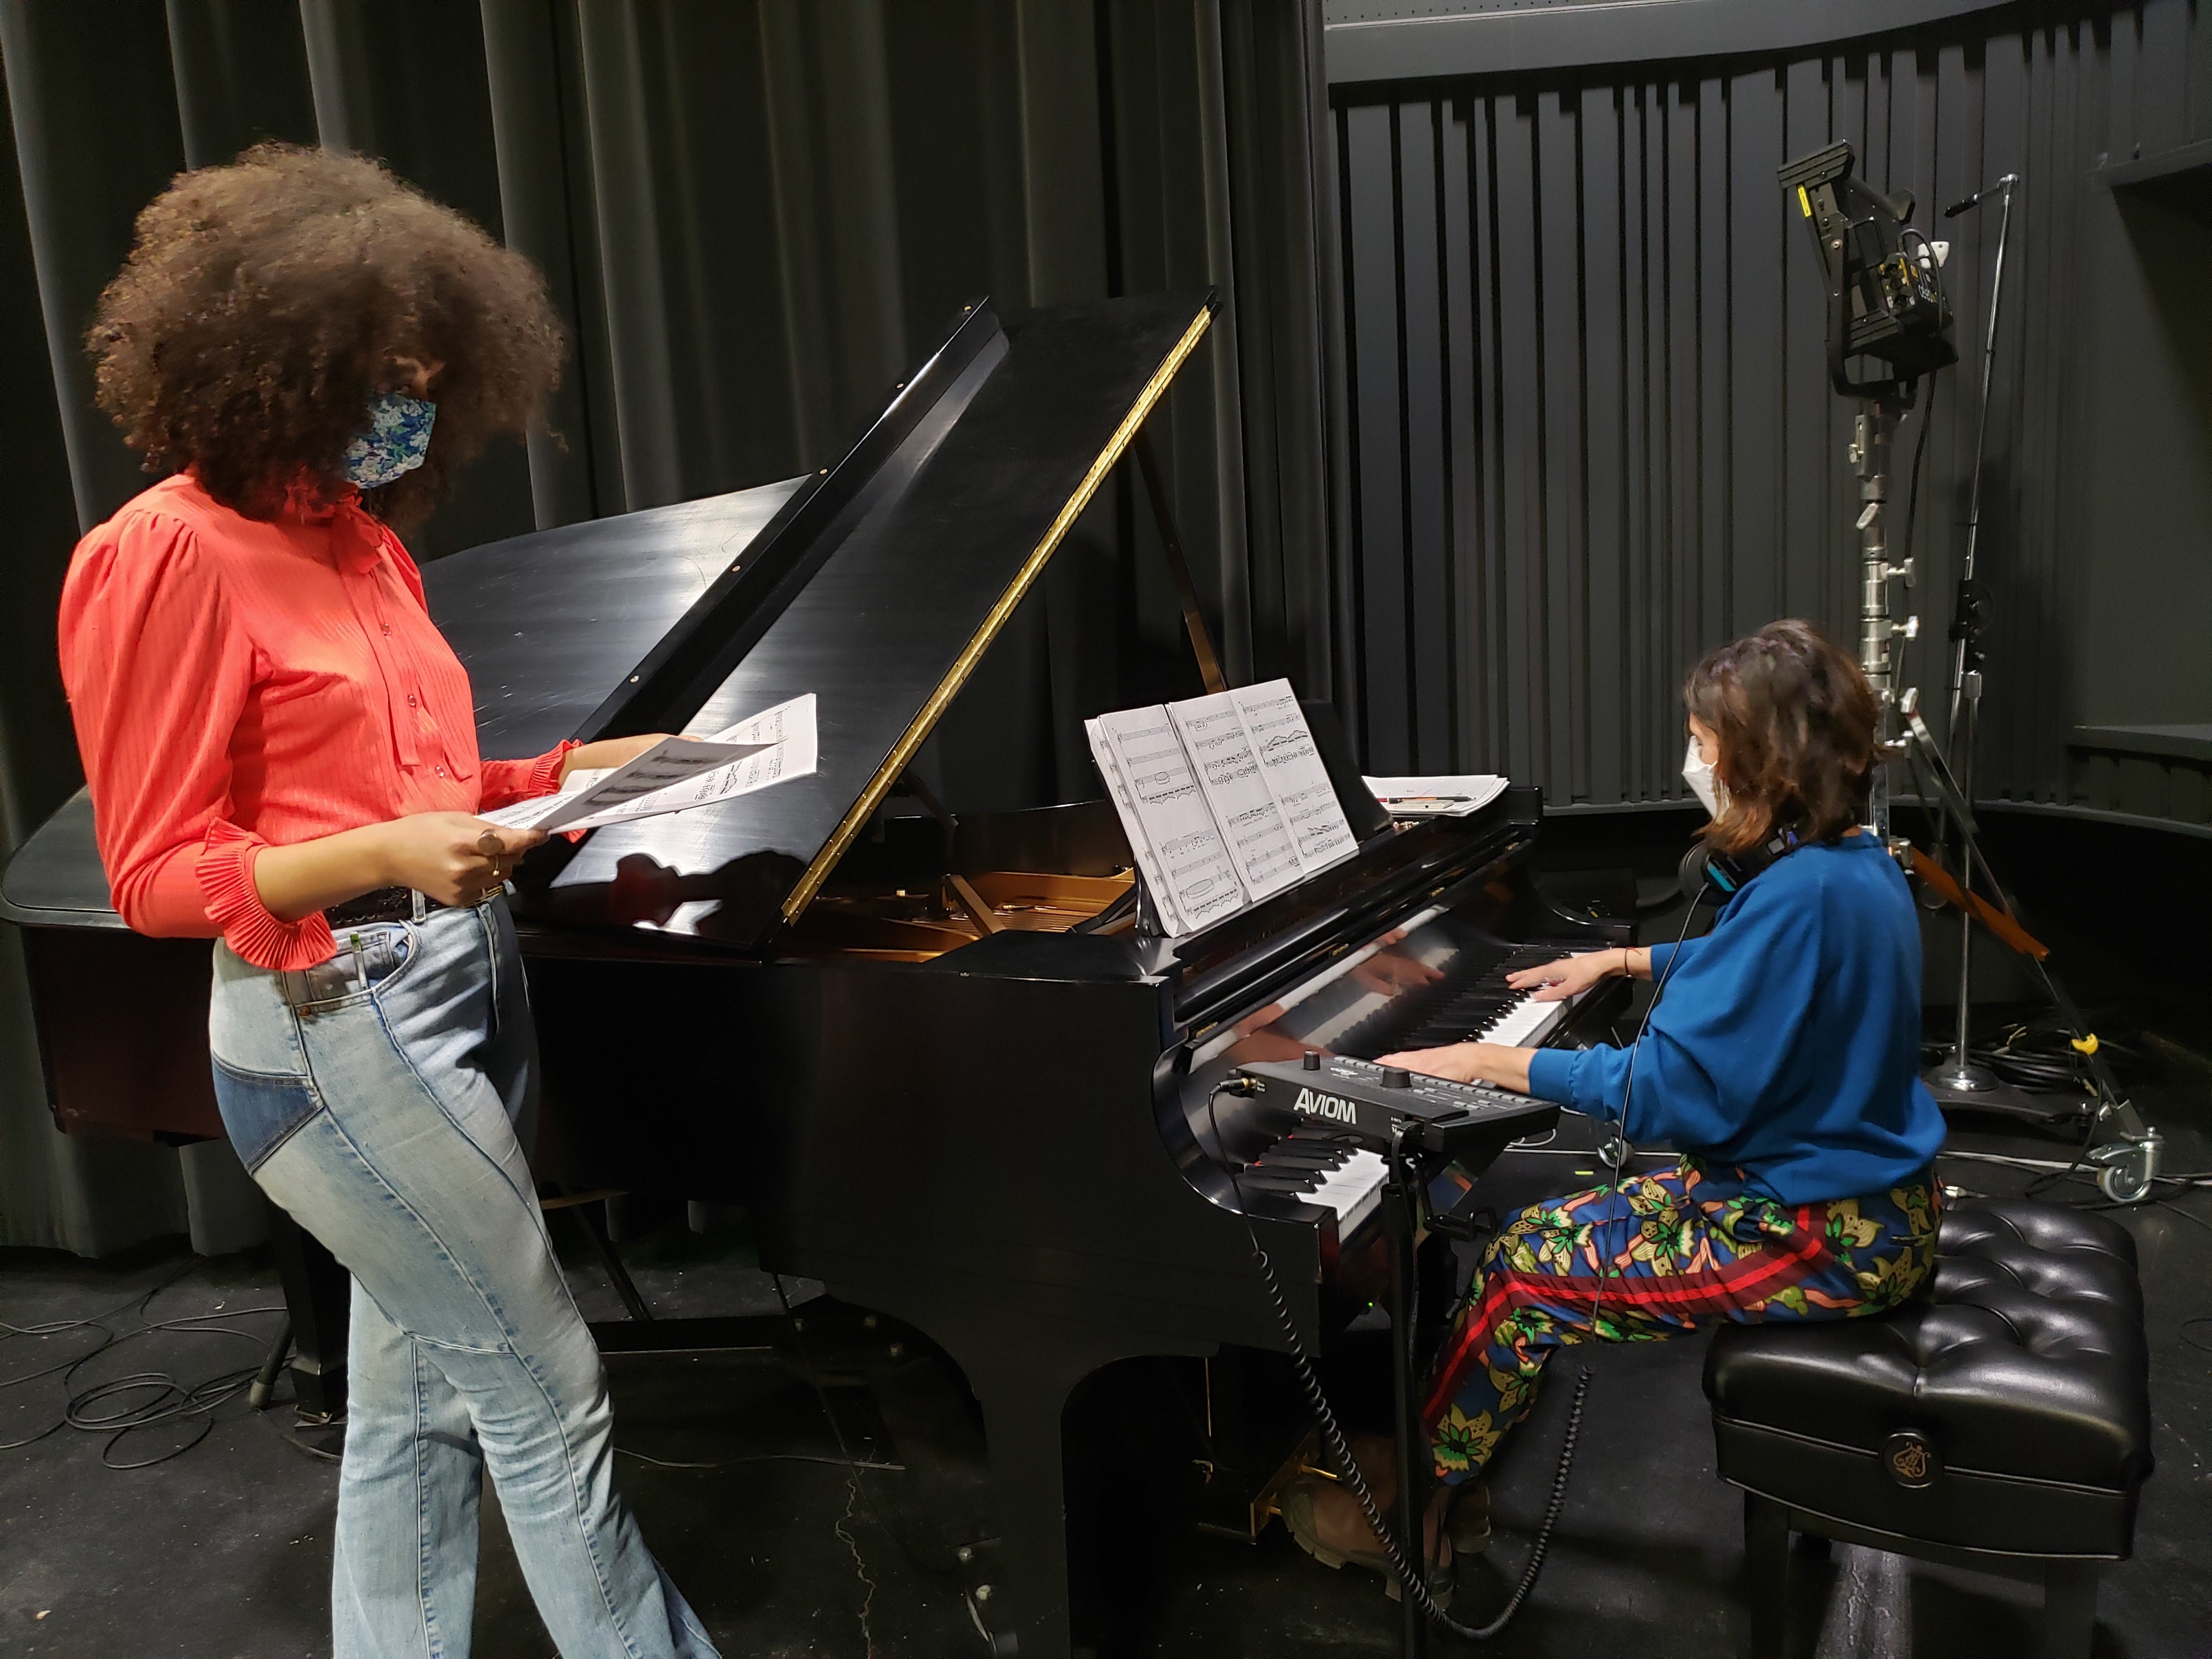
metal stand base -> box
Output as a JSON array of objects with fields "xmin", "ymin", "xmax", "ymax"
[
  {"xmin": 1922, "ymin": 1067, "xmax": 2074, "ymax": 1122},
  {"xmin": 1928, "ymin": 1057, "xmax": 2001, "ymax": 1093},
  {"xmin": 1896, "ymin": 710, "xmax": 2162, "ymax": 1192}
]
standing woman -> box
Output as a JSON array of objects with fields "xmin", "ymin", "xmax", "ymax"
[
  {"xmin": 1288, "ymin": 619, "xmax": 1948, "ymax": 1583},
  {"xmin": 60, "ymin": 146, "xmax": 715, "ymax": 1658}
]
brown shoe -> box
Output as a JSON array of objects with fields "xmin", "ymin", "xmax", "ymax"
[{"xmin": 1278, "ymin": 1473, "xmax": 1455, "ymax": 1610}]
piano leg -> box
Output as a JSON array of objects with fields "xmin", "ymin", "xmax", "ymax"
[
  {"xmin": 843, "ymin": 1289, "xmax": 1209, "ymax": 1659},
  {"xmin": 269, "ymin": 1207, "xmax": 351, "ymax": 1419},
  {"xmin": 973, "ymin": 1368, "xmax": 1076, "ymax": 1658}
]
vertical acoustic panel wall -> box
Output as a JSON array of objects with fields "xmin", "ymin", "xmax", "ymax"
[{"xmin": 1328, "ymin": 1, "xmax": 2212, "ymax": 820}]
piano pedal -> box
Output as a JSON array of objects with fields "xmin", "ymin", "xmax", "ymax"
[{"xmin": 1195, "ymin": 1426, "xmax": 1323, "ymax": 1543}]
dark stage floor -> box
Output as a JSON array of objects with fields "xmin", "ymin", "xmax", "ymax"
[{"xmin": 3, "ymin": 1072, "xmax": 2208, "ymax": 1658}]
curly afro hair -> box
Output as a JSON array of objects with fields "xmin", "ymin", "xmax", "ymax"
[{"xmin": 89, "ymin": 143, "xmax": 563, "ymax": 527}]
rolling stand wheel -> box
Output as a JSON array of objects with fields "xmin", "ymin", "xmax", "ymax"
[{"xmin": 2092, "ymin": 1130, "xmax": 2162, "ymax": 1204}]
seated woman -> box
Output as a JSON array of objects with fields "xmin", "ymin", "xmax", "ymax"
[{"xmin": 1287, "ymin": 618, "xmax": 1947, "ymax": 1589}]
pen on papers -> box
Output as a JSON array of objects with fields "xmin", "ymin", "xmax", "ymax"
[{"xmin": 1383, "ymin": 794, "xmax": 1474, "ymax": 803}]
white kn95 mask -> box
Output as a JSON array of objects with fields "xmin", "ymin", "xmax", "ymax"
[{"xmin": 1683, "ymin": 738, "xmax": 1728, "ymax": 819}]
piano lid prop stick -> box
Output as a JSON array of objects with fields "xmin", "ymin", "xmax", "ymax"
[
  {"xmin": 1133, "ymin": 428, "xmax": 1229, "ymax": 697},
  {"xmin": 945, "ymin": 872, "xmax": 1003, "ymax": 935}
]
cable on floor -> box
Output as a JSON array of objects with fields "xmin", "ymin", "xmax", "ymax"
[
  {"xmin": 770, "ymin": 1273, "xmax": 898, "ymax": 1657},
  {"xmin": 259, "ymin": 1408, "xmax": 345, "ymax": 1464},
  {"xmin": 1939, "ymin": 1149, "xmax": 2212, "ymax": 1189},
  {"xmin": 1, "ymin": 1265, "xmax": 287, "ymax": 1469},
  {"xmin": 1921, "ymin": 1012, "xmax": 2163, "ymax": 1095},
  {"xmin": 616, "ymin": 1446, "xmax": 905, "ymax": 1472}
]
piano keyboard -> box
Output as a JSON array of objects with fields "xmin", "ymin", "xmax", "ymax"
[
  {"xmin": 1238, "ymin": 1137, "xmax": 1389, "ymax": 1234},
  {"xmin": 1462, "ymin": 980, "xmax": 1580, "ymax": 1047},
  {"xmin": 1334, "ymin": 941, "xmax": 1595, "ymax": 1061},
  {"xmin": 1197, "ymin": 929, "xmax": 1617, "ymax": 1235}
]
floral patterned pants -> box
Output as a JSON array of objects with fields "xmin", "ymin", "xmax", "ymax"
[{"xmin": 1424, "ymin": 1159, "xmax": 1942, "ymax": 1483}]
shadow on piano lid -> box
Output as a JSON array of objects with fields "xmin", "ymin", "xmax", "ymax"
[{"xmin": 511, "ymin": 802, "xmax": 1142, "ymax": 963}]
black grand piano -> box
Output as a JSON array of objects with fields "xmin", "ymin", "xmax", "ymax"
[{"xmin": 1, "ymin": 292, "xmax": 1627, "ymax": 1657}]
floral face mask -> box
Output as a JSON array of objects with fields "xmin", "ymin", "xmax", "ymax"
[{"xmin": 342, "ymin": 393, "xmax": 437, "ymax": 489}]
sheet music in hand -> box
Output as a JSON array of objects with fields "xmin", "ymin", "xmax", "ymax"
[
  {"xmin": 1086, "ymin": 679, "xmax": 1358, "ymax": 938},
  {"xmin": 479, "ymin": 692, "xmax": 819, "ymax": 835}
]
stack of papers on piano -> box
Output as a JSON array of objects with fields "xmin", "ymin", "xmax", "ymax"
[
  {"xmin": 480, "ymin": 693, "xmax": 817, "ymax": 834},
  {"xmin": 1362, "ymin": 774, "xmax": 1509, "ymax": 819},
  {"xmin": 1085, "ymin": 680, "xmax": 1358, "ymax": 938}
]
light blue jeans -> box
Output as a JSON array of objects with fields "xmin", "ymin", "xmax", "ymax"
[{"xmin": 207, "ymin": 897, "xmax": 716, "ymax": 1659}]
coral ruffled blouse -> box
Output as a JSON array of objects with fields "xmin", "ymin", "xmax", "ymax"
[{"xmin": 57, "ymin": 473, "xmax": 571, "ymax": 971}]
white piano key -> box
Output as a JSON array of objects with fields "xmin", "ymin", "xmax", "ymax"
[
  {"xmin": 1477, "ymin": 985, "xmax": 1585, "ymax": 1047},
  {"xmin": 1248, "ymin": 1143, "xmax": 1389, "ymax": 1235},
  {"xmin": 1307, "ymin": 1148, "xmax": 1387, "ymax": 1234}
]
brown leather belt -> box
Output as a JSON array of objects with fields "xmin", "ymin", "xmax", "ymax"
[{"xmin": 325, "ymin": 887, "xmax": 453, "ymax": 928}]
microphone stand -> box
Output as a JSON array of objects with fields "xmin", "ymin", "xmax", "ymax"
[
  {"xmin": 1927, "ymin": 174, "xmax": 2019, "ymax": 1099},
  {"xmin": 1792, "ymin": 157, "xmax": 2157, "ymax": 1193},
  {"xmin": 1893, "ymin": 691, "xmax": 2162, "ymax": 1201}
]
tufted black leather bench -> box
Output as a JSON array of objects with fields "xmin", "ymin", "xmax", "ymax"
[{"xmin": 1703, "ymin": 1198, "xmax": 2153, "ymax": 1658}]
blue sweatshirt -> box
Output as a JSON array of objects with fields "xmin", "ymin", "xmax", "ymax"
[{"xmin": 1525, "ymin": 833, "xmax": 1945, "ymax": 1205}]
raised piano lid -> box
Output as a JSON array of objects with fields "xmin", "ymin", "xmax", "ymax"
[
  {"xmin": 503, "ymin": 291, "xmax": 1217, "ymax": 951},
  {"xmin": 424, "ymin": 476, "xmax": 811, "ymax": 763}
]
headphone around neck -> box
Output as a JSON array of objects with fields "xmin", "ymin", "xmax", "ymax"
[{"xmin": 1678, "ymin": 823, "xmax": 1802, "ymax": 904}]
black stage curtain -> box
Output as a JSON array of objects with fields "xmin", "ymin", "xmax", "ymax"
[{"xmin": 0, "ymin": 0, "xmax": 1344, "ymax": 1254}]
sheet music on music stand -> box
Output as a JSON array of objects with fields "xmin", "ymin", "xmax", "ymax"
[
  {"xmin": 1084, "ymin": 679, "xmax": 1358, "ymax": 938},
  {"xmin": 1361, "ymin": 773, "xmax": 1509, "ymax": 819}
]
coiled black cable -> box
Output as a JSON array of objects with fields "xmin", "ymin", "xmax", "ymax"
[
  {"xmin": 1249, "ymin": 1232, "xmax": 1589, "ymax": 1640},
  {"xmin": 1200, "ymin": 901, "xmax": 1708, "ymax": 1637},
  {"xmin": 1207, "ymin": 1082, "xmax": 1588, "ymax": 1640}
]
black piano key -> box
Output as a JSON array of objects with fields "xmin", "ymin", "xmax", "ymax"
[
  {"xmin": 1259, "ymin": 1147, "xmax": 1350, "ymax": 1170},
  {"xmin": 1401, "ymin": 988, "xmax": 1537, "ymax": 1046},
  {"xmin": 1240, "ymin": 1175, "xmax": 1326, "ymax": 1198}
]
